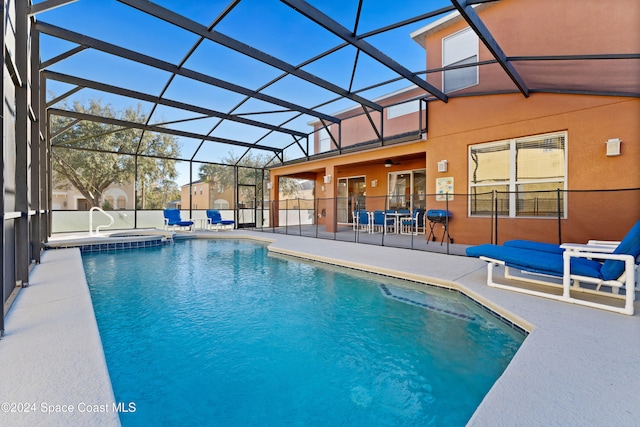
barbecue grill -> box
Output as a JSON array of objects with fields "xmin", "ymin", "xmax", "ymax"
[{"xmin": 426, "ymin": 209, "xmax": 453, "ymax": 245}]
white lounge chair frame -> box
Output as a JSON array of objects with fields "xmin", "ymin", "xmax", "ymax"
[
  {"xmin": 163, "ymin": 218, "xmax": 194, "ymax": 232},
  {"xmin": 481, "ymin": 244, "xmax": 637, "ymax": 315}
]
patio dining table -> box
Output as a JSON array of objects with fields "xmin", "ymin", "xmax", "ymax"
[{"xmin": 385, "ymin": 212, "xmax": 412, "ymax": 234}]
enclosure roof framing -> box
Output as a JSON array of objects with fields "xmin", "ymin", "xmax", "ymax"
[
  {"xmin": 48, "ymin": 108, "xmax": 284, "ymax": 154},
  {"xmin": 280, "ymin": 0, "xmax": 448, "ymax": 103},
  {"xmin": 117, "ymin": 0, "xmax": 383, "ymax": 112},
  {"xmin": 35, "ymin": 0, "xmax": 639, "ymax": 168},
  {"xmin": 43, "ymin": 70, "xmax": 308, "ymax": 138},
  {"xmin": 36, "ymin": 21, "xmax": 339, "ymax": 125}
]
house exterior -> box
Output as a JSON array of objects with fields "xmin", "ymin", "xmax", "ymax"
[
  {"xmin": 178, "ymin": 180, "xmax": 235, "ymax": 211},
  {"xmin": 52, "ymin": 183, "xmax": 135, "ymax": 210},
  {"xmin": 267, "ymin": 0, "xmax": 640, "ymax": 245}
]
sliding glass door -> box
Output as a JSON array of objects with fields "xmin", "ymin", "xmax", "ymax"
[
  {"xmin": 388, "ymin": 169, "xmax": 426, "ymax": 211},
  {"xmin": 337, "ymin": 176, "xmax": 366, "ymax": 224}
]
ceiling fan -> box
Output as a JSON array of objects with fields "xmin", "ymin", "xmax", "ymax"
[{"xmin": 384, "ymin": 159, "xmax": 401, "ymax": 168}]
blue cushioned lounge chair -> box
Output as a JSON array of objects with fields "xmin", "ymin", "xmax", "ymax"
[
  {"xmin": 503, "ymin": 239, "xmax": 565, "ymax": 254},
  {"xmin": 504, "ymin": 239, "xmax": 621, "ymax": 255},
  {"xmin": 206, "ymin": 210, "xmax": 235, "ymax": 231},
  {"xmin": 466, "ymin": 219, "xmax": 640, "ymax": 315},
  {"xmin": 163, "ymin": 209, "xmax": 194, "ymax": 232}
]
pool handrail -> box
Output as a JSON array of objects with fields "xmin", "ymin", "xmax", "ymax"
[{"xmin": 90, "ymin": 207, "xmax": 115, "ymax": 235}]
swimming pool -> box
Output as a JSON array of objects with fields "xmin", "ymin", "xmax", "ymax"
[{"xmin": 83, "ymin": 239, "xmax": 525, "ymax": 426}]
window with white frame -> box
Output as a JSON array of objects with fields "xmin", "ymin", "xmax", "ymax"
[
  {"xmin": 318, "ymin": 128, "xmax": 331, "ymax": 153},
  {"xmin": 468, "ymin": 132, "xmax": 567, "ymax": 217},
  {"xmin": 443, "ymin": 28, "xmax": 478, "ymax": 93},
  {"xmin": 387, "ymin": 99, "xmax": 421, "ymax": 119}
]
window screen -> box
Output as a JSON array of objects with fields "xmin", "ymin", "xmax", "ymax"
[{"xmin": 516, "ymin": 135, "xmax": 565, "ymax": 180}]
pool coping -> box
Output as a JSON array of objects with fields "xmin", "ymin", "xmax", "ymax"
[
  {"xmin": 1, "ymin": 230, "xmax": 638, "ymax": 426},
  {"xmin": 0, "ymin": 248, "xmax": 121, "ymax": 427}
]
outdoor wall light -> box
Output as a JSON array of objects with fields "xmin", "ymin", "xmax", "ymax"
[
  {"xmin": 323, "ymin": 174, "xmax": 332, "ymax": 184},
  {"xmin": 605, "ymin": 138, "xmax": 621, "ymax": 156},
  {"xmin": 384, "ymin": 159, "xmax": 392, "ymax": 168}
]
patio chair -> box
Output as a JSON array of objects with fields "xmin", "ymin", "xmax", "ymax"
[
  {"xmin": 206, "ymin": 209, "xmax": 235, "ymax": 231},
  {"xmin": 372, "ymin": 210, "xmax": 394, "ymax": 234},
  {"xmin": 466, "ymin": 219, "xmax": 640, "ymax": 315},
  {"xmin": 400, "ymin": 209, "xmax": 425, "ymax": 235},
  {"xmin": 163, "ymin": 209, "xmax": 194, "ymax": 232},
  {"xmin": 354, "ymin": 209, "xmax": 371, "ymax": 233}
]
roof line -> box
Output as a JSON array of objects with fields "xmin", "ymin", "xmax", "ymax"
[{"xmin": 360, "ymin": 6, "xmax": 456, "ymax": 40}]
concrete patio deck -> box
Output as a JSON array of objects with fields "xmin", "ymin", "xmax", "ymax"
[{"xmin": 0, "ymin": 229, "xmax": 638, "ymax": 426}]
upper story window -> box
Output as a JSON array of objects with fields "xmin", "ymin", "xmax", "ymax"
[
  {"xmin": 387, "ymin": 99, "xmax": 421, "ymax": 119},
  {"xmin": 443, "ymin": 28, "xmax": 478, "ymax": 93},
  {"xmin": 318, "ymin": 128, "xmax": 331, "ymax": 153},
  {"xmin": 468, "ymin": 132, "xmax": 567, "ymax": 218}
]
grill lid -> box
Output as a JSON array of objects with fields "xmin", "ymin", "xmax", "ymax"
[{"xmin": 426, "ymin": 210, "xmax": 452, "ymax": 221}]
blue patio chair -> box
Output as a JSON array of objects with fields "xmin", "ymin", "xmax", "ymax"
[
  {"xmin": 354, "ymin": 209, "xmax": 371, "ymax": 233},
  {"xmin": 206, "ymin": 209, "xmax": 235, "ymax": 231},
  {"xmin": 372, "ymin": 210, "xmax": 394, "ymax": 234},
  {"xmin": 163, "ymin": 209, "xmax": 194, "ymax": 232},
  {"xmin": 466, "ymin": 219, "xmax": 640, "ymax": 315}
]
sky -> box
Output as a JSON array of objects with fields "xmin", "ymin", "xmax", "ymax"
[{"xmin": 34, "ymin": 0, "xmax": 454, "ymax": 183}]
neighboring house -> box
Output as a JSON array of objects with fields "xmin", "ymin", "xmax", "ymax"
[
  {"xmin": 52, "ymin": 183, "xmax": 135, "ymax": 210},
  {"xmin": 178, "ymin": 180, "xmax": 234, "ymax": 210},
  {"xmin": 278, "ymin": 180, "xmax": 315, "ymax": 210},
  {"xmin": 268, "ymin": 0, "xmax": 639, "ymax": 244}
]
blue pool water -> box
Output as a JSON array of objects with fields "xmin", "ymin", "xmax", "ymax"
[{"xmin": 83, "ymin": 239, "xmax": 525, "ymax": 426}]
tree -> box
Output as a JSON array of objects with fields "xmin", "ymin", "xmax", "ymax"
[
  {"xmin": 199, "ymin": 152, "xmax": 265, "ymax": 208},
  {"xmin": 136, "ymin": 155, "xmax": 181, "ymax": 209},
  {"xmin": 136, "ymin": 133, "xmax": 181, "ymax": 209},
  {"xmin": 51, "ymin": 99, "xmax": 181, "ymax": 209}
]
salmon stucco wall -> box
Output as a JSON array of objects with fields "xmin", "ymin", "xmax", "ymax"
[{"xmin": 426, "ymin": 94, "xmax": 640, "ymax": 244}]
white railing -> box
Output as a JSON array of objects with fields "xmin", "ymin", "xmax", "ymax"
[{"xmin": 89, "ymin": 207, "xmax": 115, "ymax": 235}]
